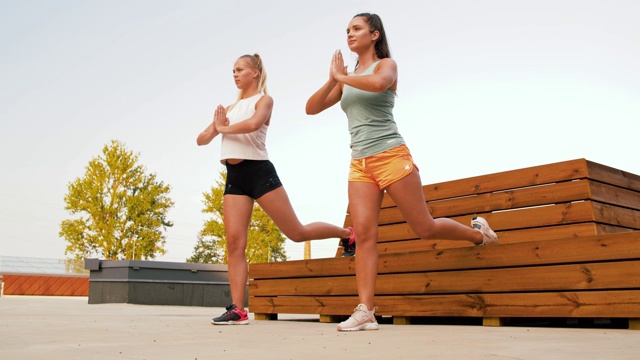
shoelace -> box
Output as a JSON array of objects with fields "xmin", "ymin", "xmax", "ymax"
[
  {"xmin": 351, "ymin": 307, "xmax": 372, "ymax": 321},
  {"xmin": 220, "ymin": 306, "xmax": 240, "ymax": 319}
]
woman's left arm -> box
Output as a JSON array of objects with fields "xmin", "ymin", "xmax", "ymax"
[
  {"xmin": 216, "ymin": 95, "xmax": 274, "ymax": 134},
  {"xmin": 334, "ymin": 58, "xmax": 397, "ymax": 93}
]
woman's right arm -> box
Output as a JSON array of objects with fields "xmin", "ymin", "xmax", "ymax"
[
  {"xmin": 305, "ymin": 79, "xmax": 342, "ymax": 115},
  {"xmin": 196, "ymin": 111, "xmax": 221, "ymax": 146},
  {"xmin": 305, "ymin": 50, "xmax": 346, "ymax": 115}
]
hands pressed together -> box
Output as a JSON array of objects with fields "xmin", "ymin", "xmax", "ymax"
[
  {"xmin": 330, "ymin": 49, "xmax": 348, "ymax": 83},
  {"xmin": 213, "ymin": 104, "xmax": 229, "ymax": 132}
]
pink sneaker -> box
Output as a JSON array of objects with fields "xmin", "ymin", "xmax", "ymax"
[
  {"xmin": 340, "ymin": 227, "xmax": 356, "ymax": 257},
  {"xmin": 211, "ymin": 304, "xmax": 249, "ymax": 325},
  {"xmin": 337, "ymin": 304, "xmax": 379, "ymax": 331}
]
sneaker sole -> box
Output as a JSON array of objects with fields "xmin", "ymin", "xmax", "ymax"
[
  {"xmin": 337, "ymin": 322, "xmax": 379, "ymax": 331},
  {"xmin": 211, "ymin": 319, "xmax": 250, "ymax": 325}
]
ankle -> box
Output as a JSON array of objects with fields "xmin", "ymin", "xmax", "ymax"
[
  {"xmin": 472, "ymin": 229, "xmax": 483, "ymax": 244},
  {"xmin": 361, "ymin": 303, "xmax": 375, "ymax": 312}
]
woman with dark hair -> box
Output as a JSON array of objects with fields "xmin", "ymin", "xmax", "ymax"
[
  {"xmin": 306, "ymin": 13, "xmax": 498, "ymax": 331},
  {"xmin": 198, "ymin": 53, "xmax": 354, "ymax": 325}
]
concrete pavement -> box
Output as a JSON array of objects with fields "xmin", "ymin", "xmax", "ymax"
[{"xmin": 1, "ymin": 296, "xmax": 639, "ymax": 360}]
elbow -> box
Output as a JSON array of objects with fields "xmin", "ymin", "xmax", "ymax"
[
  {"xmin": 196, "ymin": 135, "xmax": 210, "ymax": 146},
  {"xmin": 371, "ymin": 82, "xmax": 388, "ymax": 93},
  {"xmin": 371, "ymin": 77, "xmax": 394, "ymax": 93},
  {"xmin": 305, "ymin": 102, "xmax": 318, "ymax": 115}
]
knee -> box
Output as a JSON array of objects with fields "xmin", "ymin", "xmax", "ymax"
[
  {"xmin": 352, "ymin": 228, "xmax": 377, "ymax": 246},
  {"xmin": 414, "ymin": 226, "xmax": 438, "ymax": 240},
  {"xmin": 226, "ymin": 236, "xmax": 246, "ymax": 257},
  {"xmin": 284, "ymin": 229, "xmax": 306, "ymax": 243},
  {"xmin": 227, "ymin": 247, "xmax": 245, "ymax": 261}
]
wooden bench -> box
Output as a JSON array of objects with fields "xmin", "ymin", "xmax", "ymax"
[{"xmin": 248, "ymin": 158, "xmax": 640, "ymax": 329}]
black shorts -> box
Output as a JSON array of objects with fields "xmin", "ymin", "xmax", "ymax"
[{"xmin": 224, "ymin": 160, "xmax": 283, "ymax": 199}]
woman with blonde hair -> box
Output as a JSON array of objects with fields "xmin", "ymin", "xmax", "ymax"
[{"xmin": 198, "ymin": 53, "xmax": 355, "ymax": 325}]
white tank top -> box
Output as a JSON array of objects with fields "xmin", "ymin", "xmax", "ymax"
[{"xmin": 220, "ymin": 93, "xmax": 269, "ymax": 163}]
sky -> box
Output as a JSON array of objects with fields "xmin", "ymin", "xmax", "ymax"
[{"xmin": 1, "ymin": 0, "xmax": 639, "ymax": 263}]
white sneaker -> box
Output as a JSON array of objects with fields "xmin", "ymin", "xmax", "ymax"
[
  {"xmin": 471, "ymin": 216, "xmax": 498, "ymax": 245},
  {"xmin": 337, "ymin": 304, "xmax": 379, "ymax": 331}
]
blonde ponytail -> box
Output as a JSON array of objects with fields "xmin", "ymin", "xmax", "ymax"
[{"xmin": 252, "ymin": 53, "xmax": 268, "ymax": 95}]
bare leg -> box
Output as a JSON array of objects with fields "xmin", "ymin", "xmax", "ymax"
[
  {"xmin": 257, "ymin": 186, "xmax": 351, "ymax": 242},
  {"xmin": 348, "ymin": 181, "xmax": 384, "ymax": 310},
  {"xmin": 385, "ymin": 169, "xmax": 483, "ymax": 244},
  {"xmin": 223, "ymin": 194, "xmax": 254, "ymax": 310}
]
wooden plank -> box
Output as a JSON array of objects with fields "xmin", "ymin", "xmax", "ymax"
[
  {"xmin": 586, "ymin": 160, "xmax": 640, "ymax": 192},
  {"xmin": 429, "ymin": 180, "xmax": 594, "ymax": 217},
  {"xmin": 592, "ymin": 202, "xmax": 640, "ymax": 229},
  {"xmin": 376, "ymin": 223, "xmax": 613, "ymax": 253},
  {"xmin": 251, "ymin": 275, "xmax": 356, "ymax": 296},
  {"xmin": 374, "ymin": 291, "xmax": 640, "ymax": 318},
  {"xmin": 484, "ymin": 223, "xmax": 631, "ymax": 245},
  {"xmin": 597, "ymin": 224, "xmax": 639, "ymax": 235},
  {"xmin": 5, "ymin": 275, "xmax": 30, "ymax": 295},
  {"xmin": 250, "ymin": 257, "xmax": 355, "ymax": 280},
  {"xmin": 378, "ymin": 239, "xmax": 465, "ymax": 254},
  {"xmin": 7, "ymin": 275, "xmax": 31, "ymax": 294},
  {"xmin": 1, "ymin": 275, "xmax": 20, "ymax": 294},
  {"xmin": 71, "ymin": 278, "xmax": 90, "ymax": 296},
  {"xmin": 1, "ymin": 274, "xmax": 89, "ymax": 296},
  {"xmin": 35, "ymin": 276, "xmax": 55, "ymax": 295},
  {"xmin": 372, "ymin": 201, "xmax": 601, "ymax": 244},
  {"xmin": 23, "ymin": 276, "xmax": 45, "ymax": 295},
  {"xmin": 57, "ymin": 277, "xmax": 77, "ymax": 295},
  {"xmin": 483, "ymin": 317, "xmax": 506, "ymax": 327},
  {"xmin": 393, "ymin": 316, "xmax": 413, "ymax": 325},
  {"xmin": 251, "ymin": 260, "xmax": 640, "ymax": 296},
  {"xmin": 457, "ymin": 201, "xmax": 597, "ymax": 231},
  {"xmin": 421, "ymin": 159, "xmax": 590, "ymax": 202},
  {"xmin": 254, "ymin": 313, "xmax": 277, "ymax": 320},
  {"xmin": 40, "ymin": 277, "xmax": 64, "ymax": 295},
  {"xmin": 376, "ymin": 221, "xmax": 596, "ymax": 245},
  {"xmin": 251, "ymin": 232, "xmax": 640, "ymax": 279},
  {"xmin": 589, "ymin": 181, "xmax": 640, "ymax": 211},
  {"xmin": 249, "ymin": 290, "xmax": 640, "ymax": 318},
  {"xmin": 494, "ymin": 223, "xmax": 597, "ymax": 244},
  {"xmin": 61, "ymin": 278, "xmax": 79, "ymax": 296},
  {"xmin": 59, "ymin": 277, "xmax": 87, "ymax": 296},
  {"xmin": 319, "ymin": 315, "xmax": 343, "ymax": 323}
]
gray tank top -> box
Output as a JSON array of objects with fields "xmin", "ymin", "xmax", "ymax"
[{"xmin": 340, "ymin": 60, "xmax": 404, "ymax": 159}]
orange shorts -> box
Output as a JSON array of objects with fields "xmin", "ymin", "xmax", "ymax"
[{"xmin": 348, "ymin": 144, "xmax": 418, "ymax": 190}]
